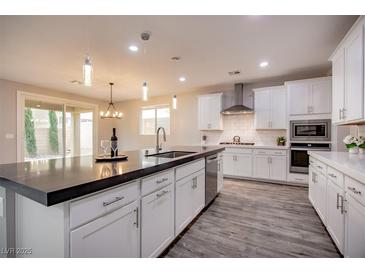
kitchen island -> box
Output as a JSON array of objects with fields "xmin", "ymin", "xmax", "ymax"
[{"xmin": 0, "ymin": 146, "xmax": 224, "ymax": 258}]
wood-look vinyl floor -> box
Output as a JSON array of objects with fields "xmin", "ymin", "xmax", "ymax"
[{"xmin": 163, "ymin": 179, "xmax": 341, "ymax": 258}]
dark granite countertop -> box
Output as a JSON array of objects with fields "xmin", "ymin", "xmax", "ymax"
[{"xmin": 0, "ymin": 146, "xmax": 224, "ymax": 206}]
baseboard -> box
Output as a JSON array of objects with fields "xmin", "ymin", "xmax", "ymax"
[{"xmin": 223, "ymin": 175, "xmax": 308, "ymax": 187}]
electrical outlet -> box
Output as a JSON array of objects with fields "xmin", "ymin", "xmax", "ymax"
[{"xmin": 5, "ymin": 133, "xmax": 14, "ymax": 139}]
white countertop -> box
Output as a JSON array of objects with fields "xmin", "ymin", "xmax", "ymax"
[
  {"xmin": 206, "ymin": 144, "xmax": 289, "ymax": 149},
  {"xmin": 309, "ymin": 151, "xmax": 365, "ymax": 183}
]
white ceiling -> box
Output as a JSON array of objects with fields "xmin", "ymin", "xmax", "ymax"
[{"xmin": 0, "ymin": 15, "xmax": 358, "ymax": 101}]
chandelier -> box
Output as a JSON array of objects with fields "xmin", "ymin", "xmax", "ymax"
[{"xmin": 100, "ymin": 83, "xmax": 123, "ymax": 119}]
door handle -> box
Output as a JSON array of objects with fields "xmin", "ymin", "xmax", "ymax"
[
  {"xmin": 134, "ymin": 207, "xmax": 139, "ymax": 228},
  {"xmin": 336, "ymin": 193, "xmax": 340, "ymax": 209}
]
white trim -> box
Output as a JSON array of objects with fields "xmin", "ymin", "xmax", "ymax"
[{"xmin": 16, "ymin": 90, "xmax": 99, "ymax": 161}]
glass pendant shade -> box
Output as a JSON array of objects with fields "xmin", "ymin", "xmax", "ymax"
[
  {"xmin": 142, "ymin": 82, "xmax": 148, "ymax": 101},
  {"xmin": 83, "ymin": 56, "xmax": 93, "ymax": 86}
]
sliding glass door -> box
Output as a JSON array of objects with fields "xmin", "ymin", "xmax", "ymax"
[{"xmin": 18, "ymin": 92, "xmax": 98, "ymax": 162}]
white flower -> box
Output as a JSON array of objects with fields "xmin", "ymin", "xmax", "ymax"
[
  {"xmin": 355, "ymin": 138, "xmax": 364, "ymax": 146},
  {"xmin": 343, "ymin": 135, "xmax": 356, "ymax": 145}
]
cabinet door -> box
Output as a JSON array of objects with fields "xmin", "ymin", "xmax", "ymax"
[
  {"xmin": 235, "ymin": 154, "xmax": 253, "ymax": 177},
  {"xmin": 70, "ymin": 200, "xmax": 140, "ymax": 258},
  {"xmin": 345, "ymin": 195, "xmax": 365, "ymax": 257},
  {"xmin": 332, "ymin": 50, "xmax": 345, "ymax": 123},
  {"xmin": 253, "ymin": 155, "xmax": 270, "ymax": 179},
  {"xmin": 175, "ymin": 176, "xmax": 194, "ymax": 235},
  {"xmin": 254, "ymin": 90, "xmax": 271, "ymax": 129},
  {"xmin": 308, "ymin": 166, "xmax": 316, "ymax": 206},
  {"xmin": 141, "ymin": 184, "xmax": 174, "ymax": 258},
  {"xmin": 217, "ymin": 158, "xmax": 224, "ymax": 192},
  {"xmin": 344, "ymin": 29, "xmax": 364, "ymax": 122},
  {"xmin": 326, "ymin": 180, "xmax": 345, "ymax": 254},
  {"xmin": 315, "ymin": 172, "xmax": 327, "ymax": 225},
  {"xmin": 209, "ymin": 94, "xmax": 222, "ymax": 129},
  {"xmin": 311, "ymin": 80, "xmax": 331, "ymax": 114},
  {"xmin": 223, "ymin": 154, "xmax": 235, "ymax": 176},
  {"xmin": 198, "ymin": 96, "xmax": 210, "ymax": 130},
  {"xmin": 270, "ymin": 156, "xmax": 287, "ymax": 181},
  {"xmin": 270, "ymin": 88, "xmax": 287, "ymax": 129},
  {"xmin": 288, "ymin": 83, "xmax": 310, "ymax": 115},
  {"xmin": 192, "ymin": 172, "xmax": 206, "ymax": 217}
]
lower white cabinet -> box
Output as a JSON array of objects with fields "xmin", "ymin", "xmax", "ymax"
[
  {"xmin": 311, "ymin": 167, "xmax": 327, "ymax": 224},
  {"xmin": 141, "ymin": 184, "xmax": 174, "ymax": 258},
  {"xmin": 223, "ymin": 153, "xmax": 253, "ymax": 178},
  {"xmin": 217, "ymin": 154, "xmax": 224, "ymax": 192},
  {"xmin": 253, "ymin": 150, "xmax": 287, "ymax": 181},
  {"xmin": 175, "ymin": 169, "xmax": 205, "ymax": 235},
  {"xmin": 253, "ymin": 155, "xmax": 270, "ymax": 179},
  {"xmin": 326, "ymin": 180, "xmax": 345, "ymax": 253},
  {"xmin": 70, "ymin": 200, "xmax": 140, "ymax": 258},
  {"xmin": 345, "ymin": 195, "xmax": 365, "ymax": 257}
]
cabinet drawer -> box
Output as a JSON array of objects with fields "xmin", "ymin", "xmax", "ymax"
[
  {"xmin": 345, "ymin": 176, "xmax": 365, "ymax": 206},
  {"xmin": 254, "ymin": 149, "xmax": 287, "ymax": 156},
  {"xmin": 141, "ymin": 170, "xmax": 174, "ymax": 196},
  {"xmin": 327, "ymin": 166, "xmax": 344, "ymax": 188},
  {"xmin": 312, "ymin": 159, "xmax": 327, "ymax": 174},
  {"xmin": 224, "ymin": 148, "xmax": 253, "ymax": 154},
  {"xmin": 176, "ymin": 159, "xmax": 205, "ymax": 181},
  {"xmin": 70, "ymin": 181, "xmax": 139, "ymax": 229}
]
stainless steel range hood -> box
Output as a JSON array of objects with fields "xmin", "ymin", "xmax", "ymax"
[{"xmin": 221, "ymin": 83, "xmax": 254, "ymax": 114}]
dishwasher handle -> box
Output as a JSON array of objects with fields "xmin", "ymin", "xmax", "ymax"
[{"xmin": 206, "ymin": 154, "xmax": 218, "ymax": 163}]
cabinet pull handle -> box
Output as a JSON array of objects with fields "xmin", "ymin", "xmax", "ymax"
[
  {"xmin": 156, "ymin": 190, "xmax": 169, "ymax": 198},
  {"xmin": 336, "ymin": 193, "xmax": 340, "ymax": 209},
  {"xmin": 103, "ymin": 196, "xmax": 124, "ymax": 207},
  {"xmin": 156, "ymin": 177, "xmax": 168, "ymax": 184},
  {"xmin": 192, "ymin": 178, "xmax": 198, "ymax": 189},
  {"xmin": 340, "ymin": 196, "xmax": 346, "ymax": 214},
  {"xmin": 339, "ymin": 108, "xmax": 342, "ymax": 120},
  {"xmin": 347, "ymin": 186, "xmax": 362, "ymax": 195},
  {"xmin": 342, "ymin": 108, "xmax": 346, "ymax": 119},
  {"xmin": 316, "ymin": 165, "xmax": 323, "ymax": 169},
  {"xmin": 134, "ymin": 207, "xmax": 139, "ymax": 228},
  {"xmin": 328, "ymin": 173, "xmax": 337, "ymax": 178}
]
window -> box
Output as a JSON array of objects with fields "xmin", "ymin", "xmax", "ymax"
[{"xmin": 140, "ymin": 106, "xmax": 170, "ymax": 135}]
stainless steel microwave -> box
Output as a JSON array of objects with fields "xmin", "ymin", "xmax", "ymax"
[{"xmin": 290, "ymin": 119, "xmax": 331, "ymax": 142}]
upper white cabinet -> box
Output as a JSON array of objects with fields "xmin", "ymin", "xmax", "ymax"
[
  {"xmin": 254, "ymin": 86, "xmax": 287, "ymax": 129},
  {"xmin": 286, "ymin": 77, "xmax": 332, "ymax": 116},
  {"xmin": 330, "ymin": 17, "xmax": 364, "ymax": 124},
  {"xmin": 198, "ymin": 93, "xmax": 223, "ymax": 130}
]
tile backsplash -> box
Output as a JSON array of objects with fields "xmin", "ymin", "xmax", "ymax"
[{"xmin": 202, "ymin": 114, "xmax": 287, "ymax": 145}]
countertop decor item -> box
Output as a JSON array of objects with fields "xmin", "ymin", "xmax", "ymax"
[
  {"xmin": 357, "ymin": 136, "xmax": 365, "ymax": 154},
  {"xmin": 343, "ymin": 135, "xmax": 359, "ymax": 154},
  {"xmin": 276, "ymin": 136, "xmax": 286, "ymax": 146}
]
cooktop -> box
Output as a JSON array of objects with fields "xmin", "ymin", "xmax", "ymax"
[{"xmin": 219, "ymin": 142, "xmax": 255, "ymax": 146}]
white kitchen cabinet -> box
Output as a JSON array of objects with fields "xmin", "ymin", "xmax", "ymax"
[
  {"xmin": 254, "ymin": 86, "xmax": 287, "ymax": 129},
  {"xmin": 198, "ymin": 93, "xmax": 223, "ymax": 130},
  {"xmin": 345, "ymin": 195, "xmax": 365, "ymax": 257},
  {"xmin": 175, "ymin": 169, "xmax": 205, "ymax": 235},
  {"xmin": 326, "ymin": 180, "xmax": 345, "ymax": 253},
  {"xmin": 308, "ymin": 165, "xmax": 316, "ymax": 206},
  {"xmin": 315, "ymin": 171, "xmax": 327, "ymax": 225},
  {"xmin": 141, "ymin": 184, "xmax": 174, "ymax": 258},
  {"xmin": 253, "ymin": 150, "xmax": 287, "ymax": 181},
  {"xmin": 70, "ymin": 200, "xmax": 140, "ymax": 258},
  {"xmin": 332, "ymin": 49, "xmax": 345, "ymax": 124},
  {"xmin": 344, "ymin": 28, "xmax": 364, "ymax": 122},
  {"xmin": 253, "ymin": 155, "xmax": 270, "ymax": 179},
  {"xmin": 286, "ymin": 77, "xmax": 331, "ymax": 116},
  {"xmin": 217, "ymin": 154, "xmax": 224, "ymax": 192},
  {"xmin": 223, "ymin": 153, "xmax": 253, "ymax": 178}
]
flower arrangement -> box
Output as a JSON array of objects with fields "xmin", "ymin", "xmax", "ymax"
[
  {"xmin": 357, "ymin": 136, "xmax": 365, "ymax": 149},
  {"xmin": 343, "ymin": 135, "xmax": 359, "ymax": 149}
]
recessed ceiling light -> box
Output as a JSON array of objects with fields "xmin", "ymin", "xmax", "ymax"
[
  {"xmin": 129, "ymin": 45, "xmax": 139, "ymax": 52},
  {"xmin": 228, "ymin": 70, "xmax": 241, "ymax": 76},
  {"xmin": 179, "ymin": 76, "xmax": 186, "ymax": 82},
  {"xmin": 259, "ymin": 61, "xmax": 269, "ymax": 68},
  {"xmin": 171, "ymin": 56, "xmax": 181, "ymax": 61}
]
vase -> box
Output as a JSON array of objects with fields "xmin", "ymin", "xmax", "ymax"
[
  {"xmin": 349, "ymin": 147, "xmax": 359, "ymax": 154},
  {"xmin": 359, "ymin": 148, "xmax": 365, "ymax": 154}
]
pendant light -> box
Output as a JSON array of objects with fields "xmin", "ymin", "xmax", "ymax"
[
  {"xmin": 172, "ymin": 95, "xmax": 177, "ymax": 110},
  {"xmin": 100, "ymin": 83, "xmax": 123, "ymax": 119},
  {"xmin": 83, "ymin": 55, "xmax": 93, "ymax": 86},
  {"xmin": 142, "ymin": 82, "xmax": 148, "ymax": 101}
]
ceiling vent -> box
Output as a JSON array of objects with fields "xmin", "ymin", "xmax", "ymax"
[{"xmin": 228, "ymin": 70, "xmax": 241, "ymax": 76}]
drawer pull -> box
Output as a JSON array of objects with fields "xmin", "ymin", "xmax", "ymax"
[
  {"xmin": 102, "ymin": 196, "xmax": 125, "ymax": 207},
  {"xmin": 309, "ymin": 160, "xmax": 314, "ymax": 164},
  {"xmin": 294, "ymin": 178, "xmax": 304, "ymax": 181},
  {"xmin": 336, "ymin": 193, "xmax": 340, "ymax": 209},
  {"xmin": 316, "ymin": 165, "xmax": 323, "ymax": 169},
  {"xmin": 156, "ymin": 190, "xmax": 169, "ymax": 198},
  {"xmin": 134, "ymin": 207, "xmax": 139, "ymax": 228},
  {"xmin": 156, "ymin": 177, "xmax": 169, "ymax": 184},
  {"xmin": 328, "ymin": 173, "xmax": 337, "ymax": 178},
  {"xmin": 347, "ymin": 186, "xmax": 362, "ymax": 195}
]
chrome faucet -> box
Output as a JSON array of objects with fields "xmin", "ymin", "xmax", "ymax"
[{"xmin": 156, "ymin": 127, "xmax": 166, "ymax": 152}]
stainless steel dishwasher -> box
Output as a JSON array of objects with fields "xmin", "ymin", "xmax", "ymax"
[{"xmin": 205, "ymin": 154, "xmax": 218, "ymax": 206}]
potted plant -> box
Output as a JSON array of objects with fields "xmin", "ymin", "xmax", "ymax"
[
  {"xmin": 276, "ymin": 136, "xmax": 286, "ymax": 146},
  {"xmin": 343, "ymin": 135, "xmax": 359, "ymax": 154}
]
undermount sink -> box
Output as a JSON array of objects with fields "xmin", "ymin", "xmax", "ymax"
[{"xmin": 147, "ymin": 151, "xmax": 196, "ymax": 159}]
